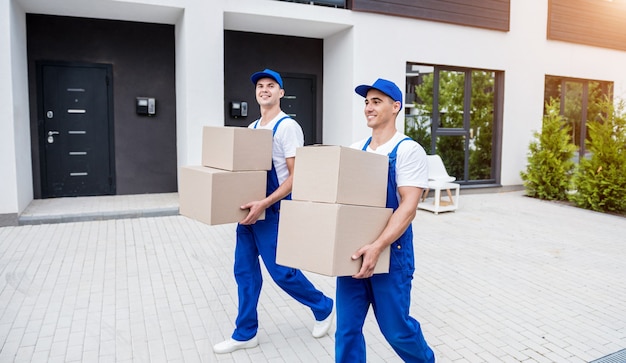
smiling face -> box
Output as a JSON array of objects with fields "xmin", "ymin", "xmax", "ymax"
[
  {"xmin": 255, "ymin": 77, "xmax": 284, "ymax": 108},
  {"xmin": 363, "ymin": 89, "xmax": 401, "ymax": 130}
]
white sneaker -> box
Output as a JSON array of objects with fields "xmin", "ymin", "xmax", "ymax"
[
  {"xmin": 213, "ymin": 336, "xmax": 258, "ymax": 354},
  {"xmin": 312, "ymin": 307, "xmax": 335, "ymax": 338}
]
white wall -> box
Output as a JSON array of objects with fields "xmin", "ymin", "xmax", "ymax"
[
  {"xmin": 323, "ymin": 28, "xmax": 356, "ymax": 146},
  {"xmin": 2, "ymin": 0, "xmax": 626, "ymax": 218},
  {"xmin": 175, "ymin": 1, "xmax": 224, "ymax": 167},
  {"xmin": 0, "ymin": 0, "xmax": 31, "ymax": 217},
  {"xmin": 348, "ymin": 12, "xmax": 409, "ymax": 144},
  {"xmin": 342, "ymin": 2, "xmax": 550, "ymax": 186},
  {"xmin": 335, "ymin": 0, "xmax": 626, "ymax": 185},
  {"xmin": 0, "ymin": 0, "xmax": 18, "ymax": 216},
  {"xmin": 10, "ymin": 0, "xmax": 32, "ymax": 215}
]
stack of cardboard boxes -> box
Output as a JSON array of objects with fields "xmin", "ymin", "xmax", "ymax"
[
  {"xmin": 277, "ymin": 146, "xmax": 393, "ymax": 277},
  {"xmin": 180, "ymin": 131, "xmax": 394, "ymax": 277},
  {"xmin": 179, "ymin": 126, "xmax": 273, "ymax": 225}
]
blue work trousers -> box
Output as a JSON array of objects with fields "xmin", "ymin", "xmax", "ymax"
[
  {"xmin": 335, "ymin": 229, "xmax": 435, "ymax": 363},
  {"xmin": 232, "ymin": 210, "xmax": 333, "ymax": 341}
]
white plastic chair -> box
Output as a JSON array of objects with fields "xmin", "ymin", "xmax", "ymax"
[{"xmin": 418, "ymin": 154, "xmax": 460, "ymax": 214}]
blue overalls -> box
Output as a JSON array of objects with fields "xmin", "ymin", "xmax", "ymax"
[
  {"xmin": 231, "ymin": 117, "xmax": 333, "ymax": 342},
  {"xmin": 335, "ymin": 137, "xmax": 435, "ymax": 363}
]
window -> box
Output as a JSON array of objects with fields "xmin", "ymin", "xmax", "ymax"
[
  {"xmin": 544, "ymin": 76, "xmax": 613, "ymax": 162},
  {"xmin": 405, "ymin": 63, "xmax": 503, "ymax": 186}
]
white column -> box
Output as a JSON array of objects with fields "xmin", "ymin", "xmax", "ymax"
[
  {"xmin": 175, "ymin": 1, "xmax": 224, "ymax": 169},
  {"xmin": 0, "ymin": 0, "xmax": 32, "ymax": 221}
]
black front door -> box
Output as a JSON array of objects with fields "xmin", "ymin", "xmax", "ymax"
[
  {"xmin": 282, "ymin": 74, "xmax": 317, "ymax": 145},
  {"xmin": 37, "ymin": 62, "xmax": 115, "ymax": 197}
]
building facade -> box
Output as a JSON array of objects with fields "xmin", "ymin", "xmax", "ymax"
[{"xmin": 1, "ymin": 0, "xmax": 625, "ymax": 226}]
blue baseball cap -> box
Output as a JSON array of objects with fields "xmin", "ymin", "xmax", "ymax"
[
  {"xmin": 251, "ymin": 68, "xmax": 284, "ymax": 89},
  {"xmin": 355, "ymin": 78, "xmax": 403, "ymax": 109}
]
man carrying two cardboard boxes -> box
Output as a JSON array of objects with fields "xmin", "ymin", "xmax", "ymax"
[
  {"xmin": 212, "ymin": 69, "xmax": 334, "ymax": 354},
  {"xmin": 273, "ymin": 78, "xmax": 436, "ymax": 362},
  {"xmin": 333, "ymin": 79, "xmax": 436, "ymax": 363}
]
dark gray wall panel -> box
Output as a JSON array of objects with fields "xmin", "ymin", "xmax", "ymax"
[
  {"xmin": 224, "ymin": 31, "xmax": 323, "ymax": 143},
  {"xmin": 548, "ymin": 0, "xmax": 626, "ymax": 52},
  {"xmin": 26, "ymin": 14, "xmax": 177, "ymax": 197},
  {"xmin": 349, "ymin": 0, "xmax": 510, "ymax": 31}
]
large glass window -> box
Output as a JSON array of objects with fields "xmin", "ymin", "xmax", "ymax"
[
  {"xmin": 544, "ymin": 76, "xmax": 612, "ymax": 162},
  {"xmin": 405, "ymin": 63, "xmax": 503, "ymax": 186}
]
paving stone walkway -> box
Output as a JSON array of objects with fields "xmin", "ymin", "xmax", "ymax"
[{"xmin": 0, "ymin": 191, "xmax": 624, "ymax": 362}]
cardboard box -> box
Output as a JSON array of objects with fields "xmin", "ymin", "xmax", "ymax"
[
  {"xmin": 179, "ymin": 165, "xmax": 266, "ymax": 225},
  {"xmin": 201, "ymin": 126, "xmax": 273, "ymax": 171},
  {"xmin": 292, "ymin": 145, "xmax": 388, "ymax": 207},
  {"xmin": 276, "ymin": 200, "xmax": 392, "ymax": 277}
]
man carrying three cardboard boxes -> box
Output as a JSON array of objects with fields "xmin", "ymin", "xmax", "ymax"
[
  {"xmin": 334, "ymin": 78, "xmax": 436, "ymax": 363},
  {"xmin": 212, "ymin": 69, "xmax": 334, "ymax": 354}
]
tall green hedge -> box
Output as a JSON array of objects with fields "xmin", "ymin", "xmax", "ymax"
[
  {"xmin": 520, "ymin": 99, "xmax": 577, "ymax": 200},
  {"xmin": 569, "ymin": 98, "xmax": 626, "ymax": 213}
]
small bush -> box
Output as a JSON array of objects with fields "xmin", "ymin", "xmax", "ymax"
[
  {"xmin": 570, "ymin": 98, "xmax": 626, "ymax": 213},
  {"xmin": 521, "ymin": 99, "xmax": 577, "ymax": 200}
]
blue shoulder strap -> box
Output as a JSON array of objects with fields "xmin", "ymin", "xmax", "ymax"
[
  {"xmin": 389, "ymin": 137, "xmax": 412, "ymax": 159},
  {"xmin": 362, "ymin": 137, "xmax": 372, "ymax": 151},
  {"xmin": 254, "ymin": 115, "xmax": 293, "ymax": 216},
  {"xmin": 361, "ymin": 136, "xmax": 412, "ymax": 157},
  {"xmin": 253, "ymin": 115, "xmax": 291, "ymax": 136}
]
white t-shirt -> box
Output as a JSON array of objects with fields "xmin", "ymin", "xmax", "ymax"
[
  {"xmin": 351, "ymin": 132, "xmax": 429, "ymax": 190},
  {"xmin": 249, "ymin": 111, "xmax": 304, "ymax": 185}
]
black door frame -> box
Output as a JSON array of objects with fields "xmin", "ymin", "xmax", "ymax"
[{"xmin": 36, "ymin": 60, "xmax": 116, "ymax": 197}]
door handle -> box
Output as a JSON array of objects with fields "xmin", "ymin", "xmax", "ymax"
[{"xmin": 47, "ymin": 130, "xmax": 59, "ymax": 144}]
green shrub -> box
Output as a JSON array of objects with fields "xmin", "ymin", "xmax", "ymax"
[
  {"xmin": 570, "ymin": 98, "xmax": 626, "ymax": 213},
  {"xmin": 521, "ymin": 99, "xmax": 577, "ymax": 200}
]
